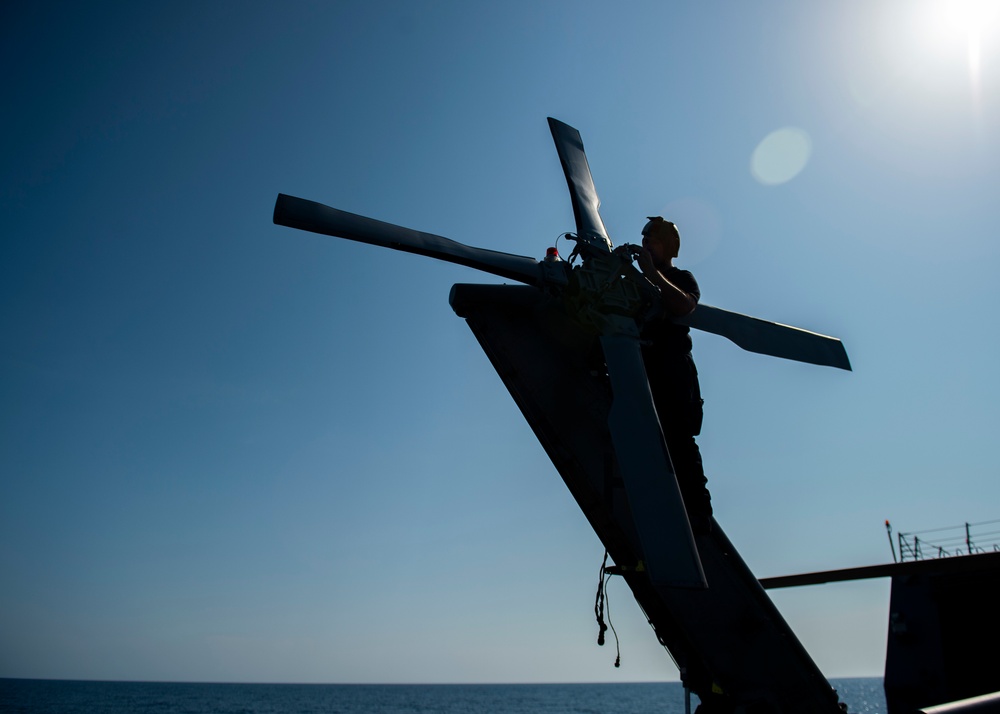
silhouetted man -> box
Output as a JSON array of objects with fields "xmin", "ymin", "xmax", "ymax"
[{"xmin": 633, "ymin": 216, "xmax": 713, "ymax": 532}]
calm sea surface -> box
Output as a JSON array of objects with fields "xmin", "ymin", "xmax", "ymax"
[{"xmin": 0, "ymin": 678, "xmax": 886, "ymax": 713}]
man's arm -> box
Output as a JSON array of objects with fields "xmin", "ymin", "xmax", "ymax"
[{"xmin": 635, "ymin": 249, "xmax": 697, "ymax": 317}]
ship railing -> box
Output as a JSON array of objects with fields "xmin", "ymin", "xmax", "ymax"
[{"xmin": 887, "ymin": 519, "xmax": 1000, "ymax": 563}]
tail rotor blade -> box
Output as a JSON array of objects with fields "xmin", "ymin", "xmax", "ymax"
[
  {"xmin": 680, "ymin": 304, "xmax": 852, "ymax": 371},
  {"xmin": 600, "ymin": 334, "xmax": 707, "ymax": 589},
  {"xmin": 547, "ymin": 118, "xmax": 612, "ymax": 253},
  {"xmin": 274, "ymin": 193, "xmax": 543, "ymax": 287}
]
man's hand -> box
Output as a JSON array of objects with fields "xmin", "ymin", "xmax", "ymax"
[
  {"xmin": 634, "ymin": 245, "xmax": 655, "ymax": 276},
  {"xmin": 616, "ymin": 243, "xmax": 656, "ymax": 275}
]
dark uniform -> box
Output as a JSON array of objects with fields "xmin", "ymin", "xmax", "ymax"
[{"xmin": 640, "ymin": 266, "xmax": 713, "ymax": 530}]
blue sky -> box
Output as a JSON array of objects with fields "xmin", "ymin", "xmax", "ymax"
[{"xmin": 3, "ymin": 0, "xmax": 999, "ymax": 684}]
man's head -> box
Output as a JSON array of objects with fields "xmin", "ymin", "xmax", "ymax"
[{"xmin": 641, "ymin": 216, "xmax": 680, "ymax": 260}]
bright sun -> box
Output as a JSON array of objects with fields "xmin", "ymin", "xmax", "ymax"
[{"xmin": 919, "ymin": 0, "xmax": 1000, "ymax": 77}]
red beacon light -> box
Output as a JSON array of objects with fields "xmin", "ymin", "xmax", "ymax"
[{"xmin": 544, "ymin": 247, "xmax": 561, "ymax": 262}]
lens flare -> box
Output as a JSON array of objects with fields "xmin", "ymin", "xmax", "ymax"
[{"xmin": 751, "ymin": 128, "xmax": 812, "ymax": 186}]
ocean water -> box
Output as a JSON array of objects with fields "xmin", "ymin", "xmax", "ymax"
[{"xmin": 0, "ymin": 677, "xmax": 886, "ymax": 713}]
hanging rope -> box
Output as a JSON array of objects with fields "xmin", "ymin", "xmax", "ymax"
[
  {"xmin": 594, "ymin": 550, "xmax": 621, "ymax": 667},
  {"xmin": 595, "ymin": 551, "xmax": 609, "ymax": 645}
]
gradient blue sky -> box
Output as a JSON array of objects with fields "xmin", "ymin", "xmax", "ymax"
[{"xmin": 3, "ymin": 0, "xmax": 999, "ymax": 685}]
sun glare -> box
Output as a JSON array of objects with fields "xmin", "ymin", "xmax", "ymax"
[
  {"xmin": 919, "ymin": 0, "xmax": 999, "ymax": 76},
  {"xmin": 897, "ymin": 0, "xmax": 1000, "ymax": 114},
  {"xmin": 939, "ymin": 0, "xmax": 1000, "ymax": 32}
]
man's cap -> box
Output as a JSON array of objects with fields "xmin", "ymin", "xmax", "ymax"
[{"xmin": 641, "ymin": 217, "xmax": 680, "ymax": 256}]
